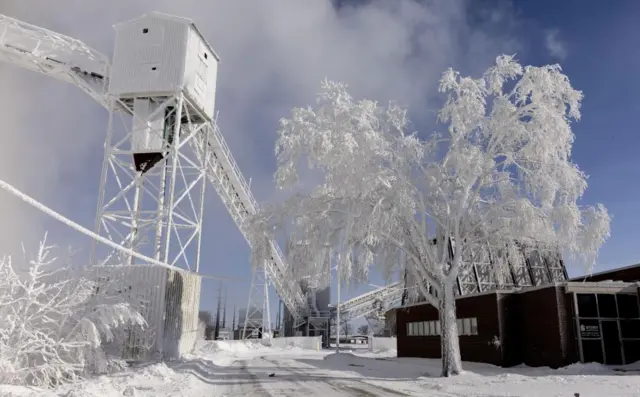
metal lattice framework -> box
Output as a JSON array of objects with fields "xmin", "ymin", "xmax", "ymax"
[
  {"xmin": 333, "ymin": 282, "xmax": 404, "ymax": 322},
  {"xmin": 242, "ymin": 267, "xmax": 272, "ymax": 339},
  {"xmin": 90, "ymin": 93, "xmax": 215, "ymax": 273},
  {"xmin": 407, "ymin": 238, "xmax": 569, "ymax": 305},
  {"xmin": 332, "ymin": 237, "xmax": 569, "ymax": 322},
  {"xmin": 0, "ymin": 13, "xmax": 307, "ymax": 322},
  {"xmin": 452, "ymin": 238, "xmax": 568, "ymax": 297}
]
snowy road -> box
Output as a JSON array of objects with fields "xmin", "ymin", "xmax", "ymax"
[
  {"xmin": 193, "ymin": 353, "xmax": 414, "ymax": 396},
  {"xmin": 232, "ymin": 355, "xmax": 412, "ymax": 396},
  {"xmin": 6, "ymin": 341, "xmax": 640, "ymax": 397}
]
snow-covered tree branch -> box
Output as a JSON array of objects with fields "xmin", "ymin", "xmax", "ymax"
[
  {"xmin": 247, "ymin": 56, "xmax": 610, "ymax": 377},
  {"xmin": 0, "ymin": 235, "xmax": 147, "ymax": 387}
]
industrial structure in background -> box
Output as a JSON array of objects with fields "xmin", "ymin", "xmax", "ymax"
[
  {"xmin": 283, "ymin": 281, "xmax": 332, "ymax": 347},
  {"xmin": 400, "ymin": 239, "xmax": 569, "ymax": 307},
  {"xmin": 0, "ymin": 10, "xmax": 446, "ymax": 357}
]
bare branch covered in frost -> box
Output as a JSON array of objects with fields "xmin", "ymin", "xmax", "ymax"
[{"xmin": 436, "ymin": 54, "xmax": 610, "ymax": 274}]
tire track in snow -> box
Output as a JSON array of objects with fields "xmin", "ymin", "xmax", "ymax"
[
  {"xmin": 223, "ymin": 360, "xmax": 272, "ymax": 397},
  {"xmin": 257, "ymin": 356, "xmax": 412, "ymax": 397}
]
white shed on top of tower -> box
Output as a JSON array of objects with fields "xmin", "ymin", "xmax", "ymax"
[{"xmin": 108, "ymin": 12, "xmax": 220, "ymax": 122}]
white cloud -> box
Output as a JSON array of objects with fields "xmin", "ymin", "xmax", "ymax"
[
  {"xmin": 545, "ymin": 28, "xmax": 567, "ymax": 60},
  {"xmin": 0, "ymin": 0, "xmax": 521, "ymax": 257}
]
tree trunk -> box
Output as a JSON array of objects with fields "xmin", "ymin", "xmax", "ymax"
[{"xmin": 439, "ymin": 283, "xmax": 463, "ymax": 377}]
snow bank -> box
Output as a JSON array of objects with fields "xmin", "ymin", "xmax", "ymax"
[
  {"xmin": 189, "ymin": 340, "xmax": 269, "ymax": 366},
  {"xmin": 208, "ymin": 340, "xmax": 266, "ymax": 353},
  {"xmin": 556, "ymin": 362, "xmax": 610, "ymax": 374}
]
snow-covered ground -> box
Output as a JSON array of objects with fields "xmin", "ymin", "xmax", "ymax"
[{"xmin": 3, "ymin": 341, "xmax": 640, "ymax": 397}]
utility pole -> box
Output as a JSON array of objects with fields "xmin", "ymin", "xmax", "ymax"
[
  {"xmin": 231, "ymin": 303, "xmax": 236, "ymax": 340},
  {"xmin": 222, "ymin": 286, "xmax": 227, "ymax": 329},
  {"xmin": 275, "ymin": 299, "xmax": 281, "ymax": 336},
  {"xmin": 336, "ymin": 255, "xmax": 341, "ymax": 354},
  {"xmin": 214, "ymin": 281, "xmax": 222, "ymax": 340}
]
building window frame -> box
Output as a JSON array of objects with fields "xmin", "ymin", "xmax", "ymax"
[
  {"xmin": 573, "ymin": 292, "xmax": 640, "ymax": 365},
  {"xmin": 405, "ymin": 317, "xmax": 478, "ymax": 337}
]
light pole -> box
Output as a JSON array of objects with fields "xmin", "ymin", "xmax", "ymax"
[{"xmin": 335, "ymin": 260, "xmax": 341, "ymax": 354}]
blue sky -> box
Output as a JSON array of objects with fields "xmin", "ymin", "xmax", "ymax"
[{"xmin": 0, "ymin": 0, "xmax": 638, "ymax": 322}]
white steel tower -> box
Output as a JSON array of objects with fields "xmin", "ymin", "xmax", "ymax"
[
  {"xmin": 0, "ymin": 12, "xmax": 312, "ymax": 343},
  {"xmin": 242, "ymin": 267, "xmax": 271, "ymax": 339},
  {"xmin": 90, "ymin": 13, "xmax": 218, "ymax": 272}
]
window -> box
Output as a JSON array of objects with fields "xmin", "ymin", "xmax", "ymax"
[
  {"xmin": 463, "ymin": 318, "xmax": 472, "ymax": 335},
  {"xmin": 142, "ymin": 28, "xmax": 149, "ymax": 34},
  {"xmin": 597, "ymin": 294, "xmax": 618, "ymax": 318},
  {"xmin": 577, "ymin": 293, "xmax": 598, "ymax": 317},
  {"xmin": 618, "ymin": 294, "xmax": 640, "ymax": 319},
  {"xmin": 406, "ymin": 319, "xmax": 476, "ymax": 337},
  {"xmin": 620, "ymin": 319, "xmax": 640, "ymax": 339},
  {"xmin": 457, "ymin": 317, "xmax": 479, "ymax": 336}
]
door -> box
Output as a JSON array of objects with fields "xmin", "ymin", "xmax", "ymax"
[{"xmin": 601, "ymin": 320, "xmax": 623, "ymax": 365}]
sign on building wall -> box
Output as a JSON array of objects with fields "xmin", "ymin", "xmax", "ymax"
[{"xmin": 579, "ymin": 321, "xmax": 601, "ymax": 339}]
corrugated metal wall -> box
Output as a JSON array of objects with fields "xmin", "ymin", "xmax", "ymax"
[
  {"xmin": 109, "ymin": 15, "xmax": 188, "ymax": 96},
  {"xmin": 183, "ymin": 26, "xmax": 218, "ymax": 121},
  {"xmin": 92, "ymin": 265, "xmax": 202, "ymax": 361}
]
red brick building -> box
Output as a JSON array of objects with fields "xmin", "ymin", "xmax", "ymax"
[{"xmin": 395, "ymin": 265, "xmax": 640, "ymax": 368}]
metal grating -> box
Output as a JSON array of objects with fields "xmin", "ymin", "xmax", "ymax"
[{"xmin": 404, "ymin": 239, "xmax": 568, "ymax": 304}]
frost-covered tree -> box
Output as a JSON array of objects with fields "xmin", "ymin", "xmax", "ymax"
[
  {"xmin": 0, "ymin": 236, "xmax": 146, "ymax": 387},
  {"xmin": 248, "ymin": 56, "xmax": 610, "ymax": 376}
]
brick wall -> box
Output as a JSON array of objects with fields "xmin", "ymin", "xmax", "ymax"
[
  {"xmin": 517, "ymin": 286, "xmax": 566, "ymax": 368},
  {"xmin": 396, "ymin": 292, "xmax": 503, "ymax": 365},
  {"xmin": 396, "ymin": 285, "xmax": 583, "ymax": 368},
  {"xmin": 498, "ymin": 292, "xmax": 522, "ymax": 366}
]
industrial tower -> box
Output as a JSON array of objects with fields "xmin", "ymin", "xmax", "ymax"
[
  {"xmin": 0, "ymin": 11, "xmax": 308, "ymax": 347},
  {"xmin": 0, "ymin": 11, "xmax": 436, "ymax": 346},
  {"xmin": 89, "ymin": 13, "xmax": 218, "ymax": 272}
]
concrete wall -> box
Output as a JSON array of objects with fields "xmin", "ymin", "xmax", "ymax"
[
  {"xmin": 369, "ymin": 337, "xmax": 397, "ymax": 351},
  {"xmin": 515, "ymin": 285, "xmax": 568, "ymax": 368},
  {"xmin": 269, "ymin": 336, "xmax": 322, "ymax": 351}
]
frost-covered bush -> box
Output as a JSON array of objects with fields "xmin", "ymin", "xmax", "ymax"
[{"xmin": 0, "ymin": 236, "xmax": 146, "ymax": 387}]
